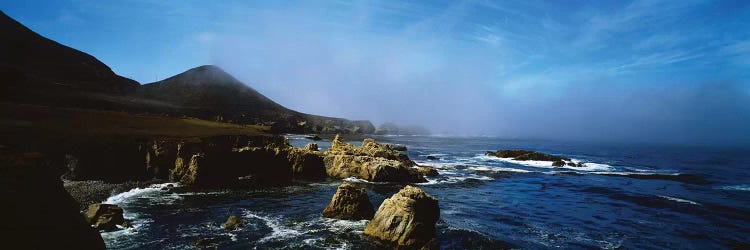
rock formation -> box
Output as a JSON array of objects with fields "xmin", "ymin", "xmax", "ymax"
[
  {"xmin": 304, "ymin": 142, "xmax": 319, "ymax": 151},
  {"xmin": 223, "ymin": 215, "xmax": 245, "ymax": 231},
  {"xmin": 83, "ymin": 203, "xmax": 128, "ymax": 231},
  {"xmin": 364, "ymin": 185, "xmax": 439, "ymax": 247},
  {"xmin": 486, "ymin": 149, "xmax": 581, "ymax": 167},
  {"xmin": 485, "ymin": 149, "xmax": 569, "ymax": 162},
  {"xmin": 167, "ymin": 135, "xmax": 325, "ymax": 187},
  {"xmin": 416, "ymin": 166, "xmax": 439, "ymax": 177},
  {"xmin": 322, "ymin": 182, "xmax": 375, "ymax": 220},
  {"xmin": 323, "ymin": 135, "xmax": 425, "ymax": 183}
]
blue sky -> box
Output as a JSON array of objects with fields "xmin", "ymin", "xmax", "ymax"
[{"xmin": 2, "ymin": 0, "xmax": 749, "ymax": 145}]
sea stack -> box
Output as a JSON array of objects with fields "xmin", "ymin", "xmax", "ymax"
[
  {"xmin": 363, "ymin": 185, "xmax": 439, "ymax": 247},
  {"xmin": 321, "ymin": 182, "xmax": 375, "ymax": 220}
]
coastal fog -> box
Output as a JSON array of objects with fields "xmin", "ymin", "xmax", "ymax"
[{"xmin": 8, "ymin": 1, "xmax": 749, "ymax": 145}]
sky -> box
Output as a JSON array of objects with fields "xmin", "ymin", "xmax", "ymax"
[{"xmin": 2, "ymin": 0, "xmax": 749, "ymax": 145}]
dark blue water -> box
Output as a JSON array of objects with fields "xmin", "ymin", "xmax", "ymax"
[{"xmin": 102, "ymin": 135, "xmax": 750, "ymax": 249}]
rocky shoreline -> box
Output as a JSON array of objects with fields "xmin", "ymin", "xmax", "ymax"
[{"xmin": 4, "ymin": 133, "xmax": 442, "ymax": 248}]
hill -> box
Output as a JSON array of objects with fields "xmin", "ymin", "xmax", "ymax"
[
  {"xmin": 0, "ymin": 11, "xmax": 138, "ymax": 96},
  {"xmin": 0, "ymin": 11, "xmax": 372, "ymax": 134}
]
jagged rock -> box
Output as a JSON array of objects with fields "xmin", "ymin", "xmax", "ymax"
[
  {"xmin": 323, "ymin": 135, "xmax": 424, "ymax": 183},
  {"xmin": 322, "ymin": 182, "xmax": 375, "ymax": 220},
  {"xmin": 426, "ymin": 155, "xmax": 439, "ymax": 160},
  {"xmin": 364, "ymin": 186, "xmax": 439, "ymax": 247},
  {"xmin": 416, "ymin": 166, "xmax": 439, "ymax": 177},
  {"xmin": 223, "ymin": 215, "xmax": 245, "ymax": 231},
  {"xmin": 83, "ymin": 203, "xmax": 128, "ymax": 231},
  {"xmin": 174, "ymin": 153, "xmax": 204, "ymax": 185},
  {"xmin": 552, "ymin": 160, "xmax": 565, "ymax": 167},
  {"xmin": 304, "ymin": 143, "xmax": 319, "ymax": 151}
]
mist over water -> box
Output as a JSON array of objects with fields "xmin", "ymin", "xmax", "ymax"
[{"xmin": 206, "ymin": 2, "xmax": 750, "ymax": 146}]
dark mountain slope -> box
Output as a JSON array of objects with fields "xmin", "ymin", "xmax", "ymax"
[
  {"xmin": 0, "ymin": 10, "xmax": 138, "ymax": 95},
  {"xmin": 138, "ymin": 65, "xmax": 375, "ymax": 134},
  {"xmin": 138, "ymin": 65, "xmax": 287, "ymax": 116}
]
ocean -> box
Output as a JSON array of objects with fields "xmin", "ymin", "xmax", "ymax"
[{"xmin": 101, "ymin": 135, "xmax": 750, "ymax": 249}]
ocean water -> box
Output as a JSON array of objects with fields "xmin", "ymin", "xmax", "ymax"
[{"xmin": 102, "ymin": 135, "xmax": 750, "ymax": 249}]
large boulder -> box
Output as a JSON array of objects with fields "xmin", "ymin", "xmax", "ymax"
[
  {"xmin": 323, "ymin": 135, "xmax": 425, "ymax": 183},
  {"xmin": 322, "ymin": 182, "xmax": 375, "ymax": 220},
  {"xmin": 83, "ymin": 203, "xmax": 128, "ymax": 231},
  {"xmin": 364, "ymin": 186, "xmax": 439, "ymax": 247}
]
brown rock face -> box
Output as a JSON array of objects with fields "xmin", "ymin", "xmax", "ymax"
[
  {"xmin": 169, "ymin": 139, "xmax": 325, "ymax": 187},
  {"xmin": 83, "ymin": 203, "xmax": 127, "ymax": 231},
  {"xmin": 364, "ymin": 186, "xmax": 440, "ymax": 247},
  {"xmin": 323, "ymin": 135, "xmax": 425, "ymax": 183},
  {"xmin": 322, "ymin": 182, "xmax": 375, "ymax": 220}
]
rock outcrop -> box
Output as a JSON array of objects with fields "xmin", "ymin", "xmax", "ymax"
[
  {"xmin": 168, "ymin": 135, "xmax": 325, "ymax": 187},
  {"xmin": 486, "ymin": 149, "xmax": 581, "ymax": 167},
  {"xmin": 415, "ymin": 166, "xmax": 439, "ymax": 177},
  {"xmin": 322, "ymin": 182, "xmax": 375, "ymax": 220},
  {"xmin": 323, "ymin": 135, "xmax": 425, "ymax": 183},
  {"xmin": 304, "ymin": 142, "xmax": 319, "ymax": 151},
  {"xmin": 387, "ymin": 144, "xmax": 407, "ymax": 151},
  {"xmin": 223, "ymin": 215, "xmax": 245, "ymax": 231},
  {"xmin": 364, "ymin": 186, "xmax": 439, "ymax": 247},
  {"xmin": 83, "ymin": 203, "xmax": 128, "ymax": 231},
  {"xmin": 145, "ymin": 140, "xmax": 178, "ymax": 179}
]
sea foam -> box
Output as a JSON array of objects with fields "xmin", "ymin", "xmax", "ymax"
[{"xmin": 104, "ymin": 182, "xmax": 180, "ymax": 205}]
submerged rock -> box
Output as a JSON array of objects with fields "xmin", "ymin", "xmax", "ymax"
[
  {"xmin": 323, "ymin": 135, "xmax": 425, "ymax": 183},
  {"xmin": 222, "ymin": 215, "xmax": 245, "ymax": 231},
  {"xmin": 364, "ymin": 186, "xmax": 439, "ymax": 247},
  {"xmin": 321, "ymin": 182, "xmax": 375, "ymax": 220},
  {"xmin": 83, "ymin": 203, "xmax": 128, "ymax": 231}
]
